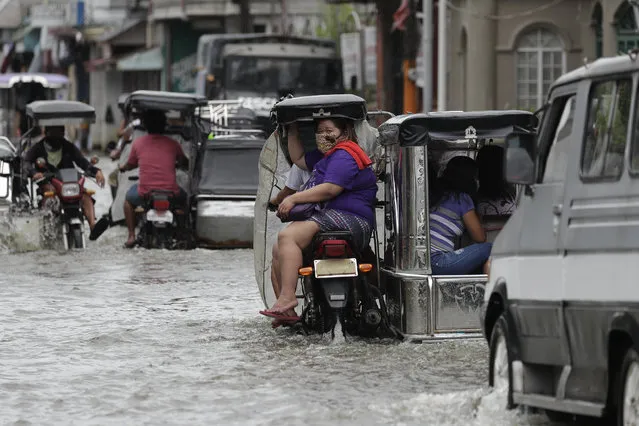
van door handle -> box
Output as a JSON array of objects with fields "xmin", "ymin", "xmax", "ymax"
[{"xmin": 552, "ymin": 204, "xmax": 563, "ymax": 215}]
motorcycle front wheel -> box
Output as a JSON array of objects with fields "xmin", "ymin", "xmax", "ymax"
[{"xmin": 68, "ymin": 224, "xmax": 84, "ymax": 249}]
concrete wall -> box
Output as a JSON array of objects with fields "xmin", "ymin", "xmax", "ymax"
[
  {"xmin": 89, "ymin": 65, "xmax": 123, "ymax": 149},
  {"xmin": 447, "ymin": 0, "xmax": 633, "ymax": 111}
]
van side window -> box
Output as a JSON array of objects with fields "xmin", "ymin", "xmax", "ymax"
[
  {"xmin": 581, "ymin": 79, "xmax": 632, "ymax": 180},
  {"xmin": 542, "ymin": 95, "xmax": 576, "ymax": 183},
  {"xmin": 630, "ymin": 87, "xmax": 639, "ymax": 172}
]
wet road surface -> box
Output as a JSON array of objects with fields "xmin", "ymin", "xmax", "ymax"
[{"xmin": 0, "ymin": 156, "xmax": 568, "ymax": 425}]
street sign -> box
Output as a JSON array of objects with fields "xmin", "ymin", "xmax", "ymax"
[
  {"xmin": 363, "ymin": 26, "xmax": 377, "ymax": 86},
  {"xmin": 339, "ymin": 32, "xmax": 362, "ymax": 91}
]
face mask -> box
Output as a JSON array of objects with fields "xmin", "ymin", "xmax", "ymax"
[
  {"xmin": 316, "ymin": 133, "xmax": 338, "ymax": 154},
  {"xmin": 45, "ymin": 138, "xmax": 62, "ymax": 151}
]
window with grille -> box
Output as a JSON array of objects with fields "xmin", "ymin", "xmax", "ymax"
[{"xmin": 515, "ymin": 28, "xmax": 566, "ymax": 111}]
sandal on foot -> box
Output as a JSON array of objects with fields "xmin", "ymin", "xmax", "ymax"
[{"xmin": 259, "ymin": 310, "xmax": 300, "ymax": 323}]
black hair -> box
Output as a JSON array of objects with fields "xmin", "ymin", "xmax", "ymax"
[
  {"xmin": 430, "ymin": 155, "xmax": 478, "ymax": 209},
  {"xmin": 477, "ymin": 145, "xmax": 513, "ymax": 199},
  {"xmin": 140, "ymin": 109, "xmax": 167, "ymax": 134}
]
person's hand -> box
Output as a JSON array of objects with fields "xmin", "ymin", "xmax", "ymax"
[
  {"xmin": 95, "ymin": 170, "xmax": 105, "ymax": 188},
  {"xmin": 110, "ymin": 149, "xmax": 121, "ymax": 160},
  {"xmin": 32, "ymin": 172, "xmax": 44, "ymax": 181},
  {"xmin": 277, "ymin": 196, "xmax": 296, "ymax": 220}
]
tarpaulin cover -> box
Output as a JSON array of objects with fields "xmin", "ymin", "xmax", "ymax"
[{"xmin": 396, "ymin": 111, "xmax": 537, "ymax": 147}]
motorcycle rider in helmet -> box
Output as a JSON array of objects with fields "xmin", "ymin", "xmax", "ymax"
[{"xmin": 24, "ymin": 125, "xmax": 106, "ymax": 236}]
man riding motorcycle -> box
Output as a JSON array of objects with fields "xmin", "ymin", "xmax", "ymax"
[
  {"xmin": 24, "ymin": 125, "xmax": 106, "ymax": 235},
  {"xmin": 118, "ymin": 109, "xmax": 189, "ymax": 248}
]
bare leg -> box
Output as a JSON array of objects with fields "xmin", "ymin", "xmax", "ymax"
[
  {"xmin": 483, "ymin": 258, "xmax": 491, "ymax": 275},
  {"xmin": 271, "ymin": 242, "xmax": 281, "ymax": 298},
  {"xmin": 124, "ymin": 200, "xmax": 136, "ymax": 246},
  {"xmin": 81, "ymin": 194, "xmax": 96, "ymax": 230},
  {"xmin": 266, "ymin": 221, "xmax": 319, "ymax": 314}
]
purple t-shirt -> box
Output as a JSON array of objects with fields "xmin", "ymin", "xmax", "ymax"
[
  {"xmin": 304, "ymin": 149, "xmax": 377, "ymax": 225},
  {"xmin": 429, "ymin": 193, "xmax": 475, "ymax": 254}
]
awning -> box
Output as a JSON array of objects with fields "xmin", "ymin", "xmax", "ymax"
[
  {"xmin": 98, "ymin": 19, "xmax": 143, "ymax": 44},
  {"xmin": 0, "ymin": 0, "xmax": 22, "ymax": 29},
  {"xmin": 84, "ymin": 56, "xmax": 118, "ymax": 72},
  {"xmin": 116, "ymin": 47, "xmax": 163, "ymax": 71}
]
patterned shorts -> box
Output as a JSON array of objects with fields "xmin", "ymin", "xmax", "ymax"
[{"xmin": 308, "ymin": 209, "xmax": 372, "ymax": 251}]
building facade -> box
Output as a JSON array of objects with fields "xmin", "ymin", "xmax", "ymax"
[{"xmin": 447, "ymin": 0, "xmax": 639, "ymax": 111}]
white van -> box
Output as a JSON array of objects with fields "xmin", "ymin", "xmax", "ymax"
[{"xmin": 482, "ymin": 53, "xmax": 639, "ymax": 424}]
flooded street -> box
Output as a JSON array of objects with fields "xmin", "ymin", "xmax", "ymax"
[{"xmin": 0, "ymin": 158, "xmax": 561, "ymax": 425}]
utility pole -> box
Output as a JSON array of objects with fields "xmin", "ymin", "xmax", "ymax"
[
  {"xmin": 437, "ymin": 0, "xmax": 446, "ymax": 111},
  {"xmin": 422, "ymin": 0, "xmax": 433, "ymax": 112},
  {"xmin": 281, "ymin": 0, "xmax": 287, "ymax": 34},
  {"xmin": 232, "ymin": 0, "xmax": 252, "ymax": 33}
]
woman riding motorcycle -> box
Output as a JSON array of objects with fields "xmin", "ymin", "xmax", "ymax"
[{"xmin": 260, "ymin": 118, "xmax": 378, "ymax": 326}]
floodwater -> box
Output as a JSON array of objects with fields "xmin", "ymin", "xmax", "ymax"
[{"xmin": 0, "ymin": 157, "xmax": 567, "ymax": 425}]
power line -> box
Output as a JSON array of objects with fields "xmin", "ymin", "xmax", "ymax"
[{"xmin": 444, "ymin": 0, "xmax": 568, "ymax": 21}]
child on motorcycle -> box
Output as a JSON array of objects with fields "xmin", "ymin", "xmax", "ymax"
[{"xmin": 24, "ymin": 125, "xmax": 106, "ymax": 234}]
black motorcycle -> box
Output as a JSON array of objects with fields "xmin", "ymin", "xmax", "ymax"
[
  {"xmin": 132, "ymin": 180, "xmax": 191, "ymax": 249},
  {"xmin": 298, "ymin": 230, "xmax": 396, "ymax": 339}
]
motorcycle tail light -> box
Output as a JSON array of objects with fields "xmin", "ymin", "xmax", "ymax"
[
  {"xmin": 44, "ymin": 191, "xmax": 55, "ymax": 198},
  {"xmin": 61, "ymin": 183, "xmax": 80, "ymax": 197},
  {"xmin": 153, "ymin": 199, "xmax": 170, "ymax": 211},
  {"xmin": 324, "ymin": 243, "xmax": 347, "ymax": 257}
]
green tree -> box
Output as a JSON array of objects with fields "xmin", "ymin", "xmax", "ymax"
[{"xmin": 316, "ymin": 3, "xmax": 357, "ymax": 43}]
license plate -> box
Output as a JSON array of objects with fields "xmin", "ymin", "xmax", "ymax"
[
  {"xmin": 313, "ymin": 258, "xmax": 358, "ymax": 279},
  {"xmin": 146, "ymin": 209, "xmax": 173, "ymax": 224}
]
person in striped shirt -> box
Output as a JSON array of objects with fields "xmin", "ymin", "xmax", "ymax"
[{"xmin": 429, "ymin": 156, "xmax": 492, "ymax": 275}]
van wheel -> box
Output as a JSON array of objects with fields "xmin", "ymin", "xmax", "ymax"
[
  {"xmin": 489, "ymin": 314, "xmax": 514, "ymax": 409},
  {"xmin": 618, "ymin": 348, "xmax": 639, "ymax": 426}
]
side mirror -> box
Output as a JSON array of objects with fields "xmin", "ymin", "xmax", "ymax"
[
  {"xmin": 504, "ymin": 132, "xmax": 536, "ymax": 185},
  {"xmin": 90, "ymin": 156, "xmax": 99, "ymax": 165},
  {"xmin": 35, "ymin": 157, "xmax": 47, "ymax": 169}
]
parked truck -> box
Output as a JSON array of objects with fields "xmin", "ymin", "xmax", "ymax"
[{"xmin": 194, "ymin": 34, "xmax": 344, "ymax": 131}]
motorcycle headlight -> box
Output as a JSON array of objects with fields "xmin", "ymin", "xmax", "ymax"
[{"xmin": 61, "ymin": 183, "xmax": 80, "ymax": 197}]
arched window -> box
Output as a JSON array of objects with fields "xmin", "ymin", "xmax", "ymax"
[
  {"xmin": 516, "ymin": 28, "xmax": 566, "ymax": 110},
  {"xmin": 615, "ymin": 1, "xmax": 639, "ymax": 53}
]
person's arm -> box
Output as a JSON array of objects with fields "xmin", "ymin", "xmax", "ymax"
[
  {"xmin": 462, "ymin": 210, "xmax": 486, "ymax": 243},
  {"xmin": 289, "ymin": 182, "xmax": 343, "ymax": 203},
  {"xmin": 119, "ymin": 140, "xmax": 139, "ymax": 172},
  {"xmin": 271, "ymin": 186, "xmax": 297, "ymax": 205},
  {"xmin": 69, "ymin": 142, "xmax": 99, "ymax": 177},
  {"xmin": 285, "ymin": 151, "xmax": 356, "ymax": 204},
  {"xmin": 287, "ymin": 123, "xmax": 308, "ymax": 170},
  {"xmin": 117, "ymin": 119, "xmax": 127, "ymax": 138},
  {"xmin": 23, "ymin": 143, "xmax": 39, "ymax": 178}
]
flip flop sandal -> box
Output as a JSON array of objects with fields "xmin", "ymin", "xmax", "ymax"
[{"xmin": 259, "ymin": 310, "xmax": 301, "ymax": 323}]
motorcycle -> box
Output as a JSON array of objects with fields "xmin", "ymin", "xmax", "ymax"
[
  {"xmin": 131, "ymin": 177, "xmax": 190, "ymax": 249},
  {"xmin": 267, "ymin": 202, "xmax": 395, "ymax": 339},
  {"xmin": 298, "ymin": 229, "xmax": 396, "ymax": 339},
  {"xmin": 34, "ymin": 157, "xmax": 97, "ymax": 250}
]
